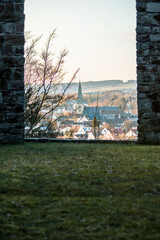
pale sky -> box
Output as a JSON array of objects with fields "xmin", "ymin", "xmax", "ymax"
[{"xmin": 25, "ymin": 0, "xmax": 136, "ymax": 82}]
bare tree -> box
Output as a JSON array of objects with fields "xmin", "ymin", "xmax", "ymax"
[
  {"xmin": 25, "ymin": 30, "xmax": 79, "ymax": 137},
  {"xmin": 90, "ymin": 93, "xmax": 101, "ymax": 139}
]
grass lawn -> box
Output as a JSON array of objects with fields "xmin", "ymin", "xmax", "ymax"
[{"xmin": 0, "ymin": 143, "xmax": 160, "ymax": 240}]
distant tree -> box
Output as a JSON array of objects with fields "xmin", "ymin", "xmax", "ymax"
[
  {"xmin": 68, "ymin": 128, "xmax": 74, "ymax": 138},
  {"xmin": 25, "ymin": 30, "xmax": 79, "ymax": 137},
  {"xmin": 103, "ymin": 123, "xmax": 114, "ymax": 131},
  {"xmin": 119, "ymin": 97, "xmax": 127, "ymax": 111},
  {"xmin": 72, "ymin": 115, "xmax": 79, "ymax": 122},
  {"xmin": 90, "ymin": 94, "xmax": 101, "ymax": 139},
  {"xmin": 65, "ymin": 129, "xmax": 69, "ymax": 137},
  {"xmin": 91, "ymin": 116, "xmax": 99, "ymax": 139},
  {"xmin": 110, "ymin": 95, "xmax": 118, "ymax": 106},
  {"xmin": 124, "ymin": 120, "xmax": 133, "ymax": 132}
]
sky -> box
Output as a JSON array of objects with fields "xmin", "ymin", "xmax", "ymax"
[{"xmin": 25, "ymin": 0, "xmax": 136, "ymax": 82}]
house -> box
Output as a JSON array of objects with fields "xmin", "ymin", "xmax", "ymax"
[
  {"xmin": 101, "ymin": 128, "xmax": 114, "ymax": 140},
  {"xmin": 59, "ymin": 127, "xmax": 71, "ymax": 135},
  {"xmin": 77, "ymin": 116, "xmax": 89, "ymax": 123},
  {"xmin": 83, "ymin": 106, "xmax": 119, "ymax": 120},
  {"xmin": 83, "ymin": 126, "xmax": 92, "ymax": 132},
  {"xmin": 128, "ymin": 114, "xmax": 138, "ymax": 126},
  {"xmin": 100, "ymin": 110, "xmax": 121, "ymax": 120},
  {"xmin": 70, "ymin": 126, "xmax": 87, "ymax": 139},
  {"xmin": 65, "ymin": 99, "xmax": 77, "ymax": 110},
  {"xmin": 54, "ymin": 105, "xmax": 65, "ymax": 114},
  {"xmin": 126, "ymin": 129, "xmax": 138, "ymax": 140},
  {"xmin": 87, "ymin": 132, "xmax": 95, "ymax": 140},
  {"xmin": 99, "ymin": 135, "xmax": 113, "ymax": 140},
  {"xmin": 59, "ymin": 120, "xmax": 75, "ymax": 127},
  {"xmin": 113, "ymin": 128, "xmax": 125, "ymax": 140},
  {"xmin": 74, "ymin": 126, "xmax": 86, "ymax": 135},
  {"xmin": 64, "ymin": 105, "xmax": 75, "ymax": 114}
]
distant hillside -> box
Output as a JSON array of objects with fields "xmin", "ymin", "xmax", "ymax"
[{"xmin": 61, "ymin": 80, "xmax": 137, "ymax": 94}]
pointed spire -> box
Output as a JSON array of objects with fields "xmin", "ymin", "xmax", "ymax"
[{"xmin": 77, "ymin": 80, "xmax": 84, "ymax": 104}]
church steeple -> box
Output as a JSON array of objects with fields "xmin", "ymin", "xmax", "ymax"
[
  {"xmin": 76, "ymin": 80, "xmax": 84, "ymax": 114},
  {"xmin": 77, "ymin": 80, "xmax": 84, "ymax": 104}
]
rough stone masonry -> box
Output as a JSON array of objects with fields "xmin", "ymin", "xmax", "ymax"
[
  {"xmin": 136, "ymin": 0, "xmax": 160, "ymax": 143},
  {"xmin": 0, "ymin": 0, "xmax": 160, "ymax": 143},
  {"xmin": 0, "ymin": 0, "xmax": 25, "ymax": 143}
]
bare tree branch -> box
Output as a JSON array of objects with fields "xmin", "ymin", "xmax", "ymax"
[{"xmin": 25, "ymin": 30, "xmax": 79, "ymax": 137}]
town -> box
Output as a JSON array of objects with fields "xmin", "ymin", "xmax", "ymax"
[{"xmin": 53, "ymin": 81, "xmax": 138, "ymax": 140}]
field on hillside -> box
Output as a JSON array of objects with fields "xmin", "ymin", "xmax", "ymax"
[
  {"xmin": 0, "ymin": 143, "xmax": 160, "ymax": 240},
  {"xmin": 61, "ymin": 81, "xmax": 137, "ymax": 94}
]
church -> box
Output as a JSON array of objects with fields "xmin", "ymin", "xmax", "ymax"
[
  {"xmin": 76, "ymin": 81, "xmax": 119, "ymax": 121},
  {"xmin": 76, "ymin": 81, "xmax": 84, "ymax": 114}
]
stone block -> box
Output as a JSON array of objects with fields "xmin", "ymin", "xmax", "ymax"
[
  {"xmin": 16, "ymin": 0, "xmax": 25, "ymax": 3},
  {"xmin": 1, "ymin": 45, "xmax": 14, "ymax": 55},
  {"xmin": 13, "ymin": 67, "xmax": 24, "ymax": 80},
  {"xmin": 0, "ymin": 4, "xmax": 5, "ymax": 12},
  {"xmin": 15, "ymin": 4, "xmax": 24, "ymax": 13},
  {"xmin": 136, "ymin": 3, "xmax": 146, "ymax": 12},
  {"xmin": 150, "ymin": 50, "xmax": 160, "ymax": 56},
  {"xmin": 0, "ymin": 68, "xmax": 13, "ymax": 89},
  {"xmin": 12, "ymin": 81, "xmax": 24, "ymax": 91},
  {"xmin": 13, "ymin": 46, "xmax": 24, "ymax": 55},
  {"xmin": 151, "ymin": 57, "xmax": 160, "ymax": 65},
  {"xmin": 137, "ymin": 85, "xmax": 151, "ymax": 93},
  {"xmin": 139, "ymin": 98, "xmax": 152, "ymax": 111},
  {"xmin": 150, "ymin": 34, "xmax": 160, "ymax": 42},
  {"xmin": 3, "ymin": 23, "xmax": 15, "ymax": 34},
  {"xmin": 152, "ymin": 27, "xmax": 160, "ymax": 34},
  {"xmin": 6, "ymin": 3, "xmax": 14, "ymax": 13},
  {"xmin": 136, "ymin": 26, "xmax": 151, "ymax": 34},
  {"xmin": 0, "ymin": 114, "xmax": 4, "ymax": 123},
  {"xmin": 145, "ymin": 132, "xmax": 157, "ymax": 143},
  {"xmin": 16, "ymin": 22, "xmax": 24, "ymax": 33},
  {"xmin": 137, "ymin": 56, "xmax": 150, "ymax": 65},
  {"xmin": 138, "ymin": 93, "xmax": 146, "ymax": 99},
  {"xmin": 141, "ymin": 42, "xmax": 153, "ymax": 50},
  {"xmin": 142, "ymin": 50, "xmax": 150, "ymax": 56},
  {"xmin": 3, "ymin": 56, "xmax": 24, "ymax": 67},
  {"xmin": 152, "ymin": 101, "xmax": 160, "ymax": 113},
  {"xmin": 140, "ymin": 14, "xmax": 160, "ymax": 26},
  {"xmin": 146, "ymin": 3, "xmax": 160, "ymax": 13},
  {"xmin": 137, "ymin": 34, "xmax": 150, "ymax": 42},
  {"xmin": 145, "ymin": 65, "xmax": 157, "ymax": 73},
  {"xmin": 4, "ymin": 34, "xmax": 24, "ymax": 46},
  {"xmin": 13, "ymin": 104, "xmax": 24, "ymax": 113},
  {"xmin": 0, "ymin": 35, "xmax": 4, "ymax": 45},
  {"xmin": 143, "ymin": 112, "xmax": 156, "ymax": 119},
  {"xmin": 16, "ymin": 95, "xmax": 24, "ymax": 104}
]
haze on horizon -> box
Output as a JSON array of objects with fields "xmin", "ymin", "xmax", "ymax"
[{"xmin": 25, "ymin": 0, "xmax": 136, "ymax": 83}]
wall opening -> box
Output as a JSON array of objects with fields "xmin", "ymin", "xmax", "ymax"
[{"xmin": 24, "ymin": 0, "xmax": 137, "ymax": 141}]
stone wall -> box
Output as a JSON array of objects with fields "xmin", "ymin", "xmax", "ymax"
[
  {"xmin": 0, "ymin": 0, "xmax": 25, "ymax": 143},
  {"xmin": 136, "ymin": 0, "xmax": 160, "ymax": 143}
]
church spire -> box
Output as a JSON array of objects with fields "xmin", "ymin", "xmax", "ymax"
[{"xmin": 77, "ymin": 80, "xmax": 84, "ymax": 104}]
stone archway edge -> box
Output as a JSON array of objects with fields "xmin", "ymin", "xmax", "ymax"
[
  {"xmin": 136, "ymin": 1, "xmax": 160, "ymax": 143},
  {"xmin": 0, "ymin": 0, "xmax": 25, "ymax": 143}
]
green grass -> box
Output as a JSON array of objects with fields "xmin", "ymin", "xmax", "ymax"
[{"xmin": 0, "ymin": 143, "xmax": 160, "ymax": 240}]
